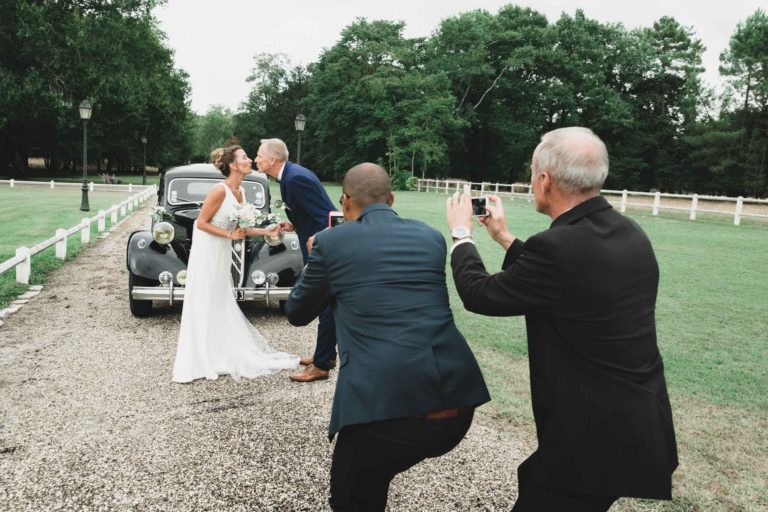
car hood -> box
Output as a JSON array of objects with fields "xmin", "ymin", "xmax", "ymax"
[{"xmin": 171, "ymin": 208, "xmax": 200, "ymax": 231}]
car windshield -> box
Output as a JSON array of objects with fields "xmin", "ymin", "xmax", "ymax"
[{"xmin": 166, "ymin": 178, "xmax": 266, "ymax": 208}]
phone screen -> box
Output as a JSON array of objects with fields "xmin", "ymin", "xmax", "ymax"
[
  {"xmin": 471, "ymin": 197, "xmax": 488, "ymax": 217},
  {"xmin": 329, "ymin": 212, "xmax": 345, "ymax": 227}
]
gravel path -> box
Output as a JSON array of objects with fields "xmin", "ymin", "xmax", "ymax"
[{"xmin": 0, "ymin": 204, "xmax": 521, "ymax": 511}]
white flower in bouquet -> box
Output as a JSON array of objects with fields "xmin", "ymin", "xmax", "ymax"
[
  {"xmin": 228, "ymin": 203, "xmax": 258, "ymax": 228},
  {"xmin": 151, "ymin": 206, "xmax": 166, "ymax": 223},
  {"xmin": 255, "ymin": 211, "xmax": 281, "ymax": 226}
]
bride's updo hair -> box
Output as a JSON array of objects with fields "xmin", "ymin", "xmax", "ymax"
[{"xmin": 210, "ymin": 145, "xmax": 242, "ymax": 177}]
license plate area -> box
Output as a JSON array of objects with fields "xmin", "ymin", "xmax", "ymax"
[{"xmin": 233, "ymin": 289, "xmax": 246, "ymax": 301}]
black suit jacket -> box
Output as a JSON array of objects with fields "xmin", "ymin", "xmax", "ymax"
[
  {"xmin": 286, "ymin": 204, "xmax": 491, "ymax": 438},
  {"xmin": 451, "ymin": 196, "xmax": 677, "ymax": 499},
  {"xmin": 279, "ymin": 161, "xmax": 335, "ymax": 261}
]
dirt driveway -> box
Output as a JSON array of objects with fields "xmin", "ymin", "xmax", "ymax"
[{"xmin": 0, "ymin": 204, "xmax": 520, "ymax": 511}]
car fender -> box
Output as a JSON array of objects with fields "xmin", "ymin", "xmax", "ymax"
[
  {"xmin": 245, "ymin": 232, "xmax": 305, "ymax": 287},
  {"xmin": 126, "ymin": 230, "xmax": 187, "ymax": 283}
]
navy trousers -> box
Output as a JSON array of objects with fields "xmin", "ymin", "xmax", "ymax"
[{"xmin": 312, "ymin": 304, "xmax": 337, "ymax": 370}]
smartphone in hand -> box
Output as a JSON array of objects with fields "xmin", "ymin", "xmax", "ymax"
[{"xmin": 471, "ymin": 197, "xmax": 489, "ymax": 217}]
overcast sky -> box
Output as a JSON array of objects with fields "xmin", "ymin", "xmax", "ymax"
[{"xmin": 154, "ymin": 0, "xmax": 765, "ymax": 114}]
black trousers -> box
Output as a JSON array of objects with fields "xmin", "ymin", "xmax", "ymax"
[
  {"xmin": 311, "ymin": 304, "xmax": 337, "ymax": 370},
  {"xmin": 511, "ymin": 456, "xmax": 618, "ymax": 512},
  {"xmin": 329, "ymin": 409, "xmax": 474, "ymax": 512}
]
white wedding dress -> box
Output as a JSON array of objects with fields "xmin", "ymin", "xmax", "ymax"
[{"xmin": 172, "ymin": 183, "xmax": 299, "ymax": 383}]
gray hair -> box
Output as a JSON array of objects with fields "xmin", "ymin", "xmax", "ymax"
[
  {"xmin": 260, "ymin": 138, "xmax": 289, "ymax": 161},
  {"xmin": 533, "ymin": 127, "xmax": 608, "ymax": 195}
]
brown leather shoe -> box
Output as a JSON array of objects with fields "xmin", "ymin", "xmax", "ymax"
[
  {"xmin": 299, "ymin": 357, "xmax": 337, "ymax": 368},
  {"xmin": 289, "ymin": 364, "xmax": 329, "ymax": 382}
]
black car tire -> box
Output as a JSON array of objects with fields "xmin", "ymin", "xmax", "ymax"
[{"xmin": 129, "ymin": 272, "xmax": 154, "ymax": 317}]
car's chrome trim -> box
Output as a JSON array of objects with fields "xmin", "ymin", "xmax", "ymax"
[{"xmin": 131, "ymin": 286, "xmax": 292, "ymax": 303}]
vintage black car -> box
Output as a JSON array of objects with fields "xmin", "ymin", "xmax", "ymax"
[{"xmin": 126, "ymin": 163, "xmax": 304, "ymax": 317}]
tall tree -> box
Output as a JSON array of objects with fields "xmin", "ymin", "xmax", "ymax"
[{"xmin": 719, "ymin": 9, "xmax": 768, "ymax": 196}]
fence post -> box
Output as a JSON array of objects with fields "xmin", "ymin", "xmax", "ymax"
[
  {"xmin": 98, "ymin": 210, "xmax": 106, "ymax": 232},
  {"xmin": 81, "ymin": 218, "xmax": 91, "ymax": 244},
  {"xmin": 127, "ymin": 198, "xmax": 133, "ymax": 212},
  {"xmin": 480, "ymin": 182, "xmax": 485, "ymax": 195},
  {"xmin": 527, "ymin": 184, "xmax": 533, "ymax": 203},
  {"xmin": 55, "ymin": 228, "xmax": 67, "ymax": 260},
  {"xmin": 10, "ymin": 179, "xmax": 14, "ymax": 188},
  {"xmin": 652, "ymin": 191, "xmax": 661, "ymax": 216},
  {"xmin": 690, "ymin": 194, "xmax": 698, "ymax": 220},
  {"xmin": 111, "ymin": 205, "xmax": 118, "ymax": 225},
  {"xmin": 495, "ymin": 182, "xmax": 499, "ymax": 194},
  {"xmin": 15, "ymin": 247, "xmax": 31, "ymax": 284},
  {"xmin": 89, "ymin": 182, "xmax": 94, "ymax": 192},
  {"xmin": 734, "ymin": 196, "xmax": 743, "ymax": 226},
  {"xmin": 50, "ymin": 180, "xmax": 54, "ymax": 189},
  {"xmin": 445, "ymin": 181, "xmax": 449, "ymax": 194},
  {"xmin": 621, "ymin": 190, "xmax": 628, "ymax": 213},
  {"xmin": 128, "ymin": 183, "xmax": 133, "ymax": 193}
]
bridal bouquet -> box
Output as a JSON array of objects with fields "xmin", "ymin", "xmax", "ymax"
[
  {"xmin": 255, "ymin": 211, "xmax": 281, "ymax": 226},
  {"xmin": 228, "ymin": 204, "xmax": 258, "ymax": 228}
]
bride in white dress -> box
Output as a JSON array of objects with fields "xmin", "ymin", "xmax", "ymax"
[{"xmin": 172, "ymin": 145, "xmax": 299, "ymax": 383}]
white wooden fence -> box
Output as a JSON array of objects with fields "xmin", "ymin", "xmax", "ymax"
[
  {"xmin": 418, "ymin": 179, "xmax": 768, "ymax": 226},
  {"xmin": 0, "ymin": 181, "xmax": 157, "ymax": 284}
]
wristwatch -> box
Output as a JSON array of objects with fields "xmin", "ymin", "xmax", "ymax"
[{"xmin": 451, "ymin": 226, "xmax": 472, "ymax": 241}]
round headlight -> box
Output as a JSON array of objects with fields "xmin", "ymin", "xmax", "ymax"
[
  {"xmin": 266, "ymin": 272, "xmax": 279, "ymax": 286},
  {"xmin": 152, "ymin": 221, "xmax": 175, "ymax": 245},
  {"xmin": 176, "ymin": 270, "xmax": 187, "ymax": 285},
  {"xmin": 158, "ymin": 271, "xmax": 173, "ymax": 284},
  {"xmin": 251, "ymin": 270, "xmax": 266, "ymax": 286}
]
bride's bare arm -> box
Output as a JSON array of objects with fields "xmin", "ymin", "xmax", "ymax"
[
  {"xmin": 196, "ymin": 186, "xmax": 244, "ymax": 240},
  {"xmin": 245, "ymin": 224, "xmax": 280, "ymax": 237}
]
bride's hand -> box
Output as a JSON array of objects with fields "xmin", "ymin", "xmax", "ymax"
[
  {"xmin": 229, "ymin": 228, "xmax": 246, "ymax": 240},
  {"xmin": 263, "ymin": 224, "xmax": 280, "ymax": 235}
]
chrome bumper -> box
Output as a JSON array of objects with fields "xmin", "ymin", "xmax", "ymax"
[{"xmin": 131, "ymin": 285, "xmax": 292, "ymax": 305}]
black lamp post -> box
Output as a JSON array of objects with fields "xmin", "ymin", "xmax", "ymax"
[
  {"xmin": 79, "ymin": 100, "xmax": 93, "ymax": 211},
  {"xmin": 294, "ymin": 114, "xmax": 306, "ymax": 165},
  {"xmin": 141, "ymin": 136, "xmax": 147, "ymax": 185}
]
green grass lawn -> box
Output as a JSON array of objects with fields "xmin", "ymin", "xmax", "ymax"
[
  {"xmin": 3, "ymin": 181, "xmax": 766, "ymax": 511},
  {"xmin": 0, "ymin": 186, "xmax": 147, "ymax": 307}
]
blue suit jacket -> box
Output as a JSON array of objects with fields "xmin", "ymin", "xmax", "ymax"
[
  {"xmin": 278, "ymin": 161, "xmax": 335, "ymax": 261},
  {"xmin": 285, "ymin": 204, "xmax": 490, "ymax": 438}
]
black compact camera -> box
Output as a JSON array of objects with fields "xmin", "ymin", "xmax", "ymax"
[{"xmin": 471, "ymin": 197, "xmax": 489, "ymax": 217}]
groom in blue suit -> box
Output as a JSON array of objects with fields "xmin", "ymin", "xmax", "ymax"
[
  {"xmin": 285, "ymin": 163, "xmax": 490, "ymax": 511},
  {"xmin": 255, "ymin": 138, "xmax": 337, "ymax": 382}
]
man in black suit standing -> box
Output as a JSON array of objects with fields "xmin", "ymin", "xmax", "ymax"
[
  {"xmin": 286, "ymin": 163, "xmax": 490, "ymax": 511},
  {"xmin": 255, "ymin": 138, "xmax": 337, "ymax": 382},
  {"xmin": 447, "ymin": 127, "xmax": 678, "ymax": 511}
]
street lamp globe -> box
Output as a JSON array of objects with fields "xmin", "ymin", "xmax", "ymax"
[
  {"xmin": 79, "ymin": 100, "xmax": 92, "ymax": 121},
  {"xmin": 294, "ymin": 114, "xmax": 306, "ymax": 132}
]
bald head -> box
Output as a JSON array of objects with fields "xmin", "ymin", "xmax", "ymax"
[
  {"xmin": 343, "ymin": 163, "xmax": 392, "ymax": 209},
  {"xmin": 533, "ymin": 127, "xmax": 608, "ymax": 195}
]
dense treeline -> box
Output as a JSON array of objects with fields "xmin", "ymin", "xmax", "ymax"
[
  {"xmin": 2, "ymin": 3, "xmax": 767, "ymax": 196},
  {"xmin": 211, "ymin": 6, "xmax": 764, "ymax": 197},
  {"xmin": 0, "ymin": 0, "xmax": 191, "ymax": 176}
]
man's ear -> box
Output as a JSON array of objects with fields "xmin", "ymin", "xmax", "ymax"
[
  {"xmin": 539, "ymin": 171, "xmax": 553, "ymax": 193},
  {"xmin": 388, "ymin": 192, "xmax": 395, "ymax": 207}
]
